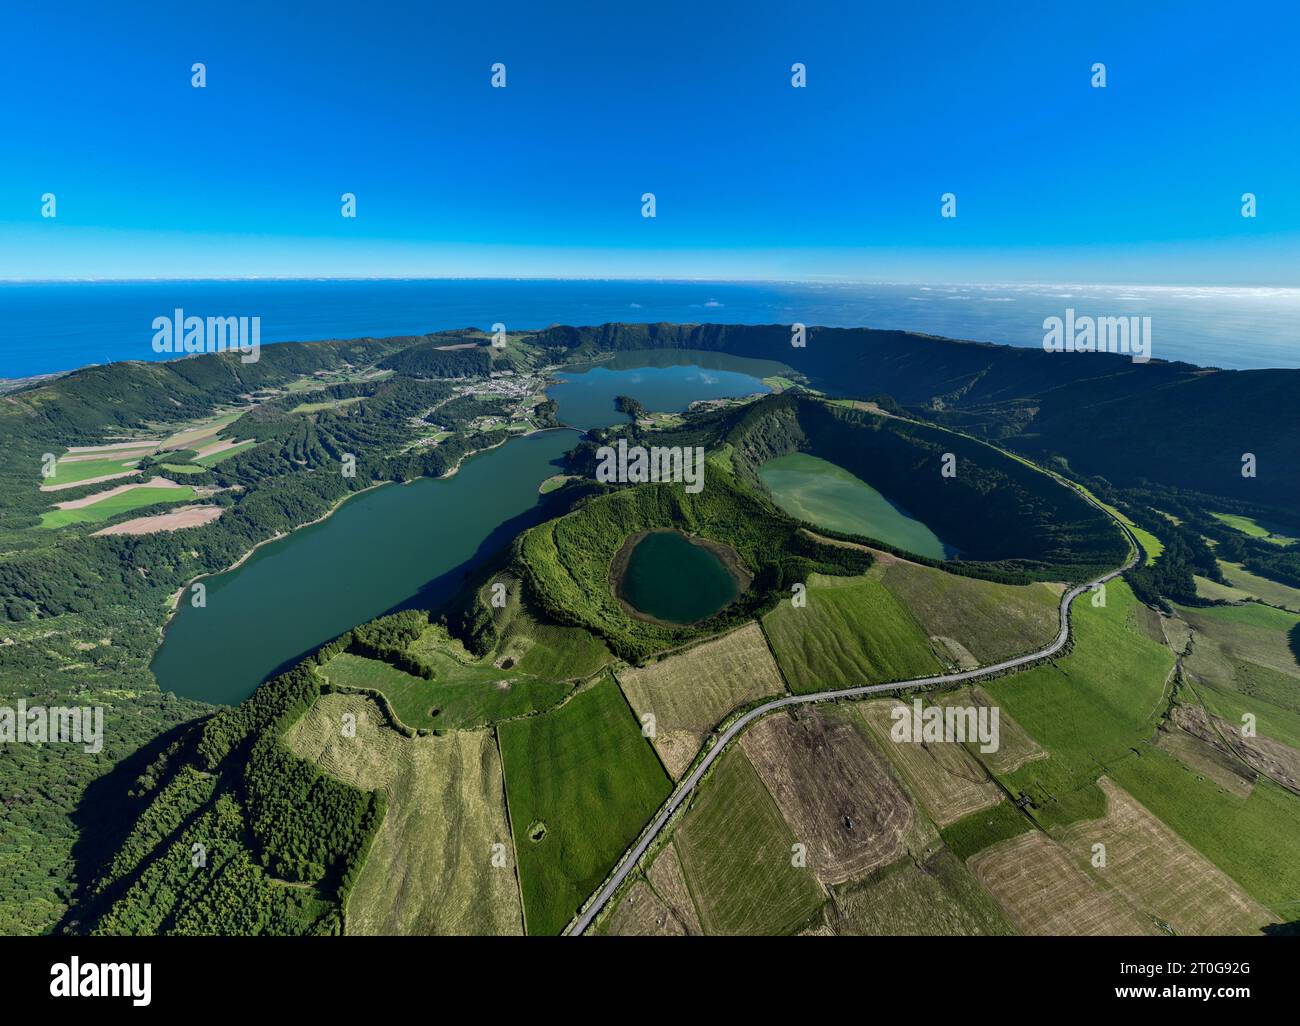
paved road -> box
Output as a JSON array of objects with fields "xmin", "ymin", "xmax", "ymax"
[{"xmin": 566, "ymin": 480, "xmax": 1140, "ymax": 935}]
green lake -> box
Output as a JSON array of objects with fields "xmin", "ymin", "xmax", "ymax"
[
  {"xmin": 151, "ymin": 431, "xmax": 575, "ymax": 705},
  {"xmin": 758, "ymin": 452, "xmax": 958, "ymax": 560},
  {"xmin": 618, "ymin": 530, "xmax": 741, "ymax": 624}
]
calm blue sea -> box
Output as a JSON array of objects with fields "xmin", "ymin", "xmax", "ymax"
[{"xmin": 1, "ymin": 279, "xmax": 1297, "ymax": 379}]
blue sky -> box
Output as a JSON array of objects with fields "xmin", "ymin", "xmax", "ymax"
[{"xmin": 2, "ymin": 0, "xmax": 1297, "ymax": 283}]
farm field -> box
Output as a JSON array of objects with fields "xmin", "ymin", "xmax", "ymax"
[
  {"xmin": 645, "ymin": 842, "xmax": 703, "ymax": 935},
  {"xmin": 601, "ymin": 880, "xmax": 688, "ymax": 937},
  {"xmin": 935, "ymin": 686, "xmax": 1046, "ymax": 775},
  {"xmin": 1179, "ymin": 602, "xmax": 1300, "ymax": 680},
  {"xmin": 740, "ymin": 707, "xmax": 927, "ymax": 885},
  {"xmin": 822, "ymin": 849, "xmax": 1014, "ymax": 936},
  {"xmin": 1210, "ymin": 512, "xmax": 1297, "ymax": 546},
  {"xmin": 320, "ymin": 651, "xmax": 571, "ymax": 731},
  {"xmin": 617, "ymin": 623, "xmax": 787, "ymax": 777},
  {"xmin": 939, "ymin": 801, "xmax": 1036, "ymax": 861},
  {"xmin": 154, "ymin": 409, "xmax": 246, "ymax": 449},
  {"xmin": 498, "ymin": 677, "xmax": 672, "ymax": 935},
  {"xmin": 291, "ymin": 395, "xmax": 366, "ymax": 415},
  {"xmin": 673, "ymin": 746, "xmax": 826, "ymax": 935},
  {"xmin": 1056, "ymin": 777, "xmax": 1275, "ymax": 935},
  {"xmin": 1195, "ymin": 573, "xmax": 1252, "ymax": 604},
  {"xmin": 63, "ymin": 438, "xmax": 159, "ymax": 455},
  {"xmin": 980, "ymin": 580, "xmax": 1174, "ymax": 826},
  {"xmin": 879, "ymin": 558, "xmax": 1061, "ymax": 666},
  {"xmin": 194, "ymin": 439, "xmax": 257, "ymax": 465},
  {"xmin": 858, "ymin": 698, "xmax": 1002, "ymax": 827},
  {"xmin": 762, "ymin": 570, "xmax": 942, "ymax": 693},
  {"xmin": 1091, "ymin": 496, "xmax": 1162, "ymax": 565},
  {"xmin": 41, "ymin": 483, "xmax": 198, "ymax": 528},
  {"xmin": 1178, "ymin": 603, "xmax": 1300, "ymax": 753},
  {"xmin": 1108, "ymin": 748, "xmax": 1300, "ymax": 914},
  {"xmin": 285, "ymin": 693, "xmax": 523, "ymax": 935},
  {"xmin": 39, "ymin": 455, "xmax": 139, "ymax": 488},
  {"xmin": 92, "ymin": 505, "xmax": 224, "ymax": 535},
  {"xmin": 1215, "ymin": 561, "xmax": 1300, "ymax": 611},
  {"xmin": 969, "ymin": 830, "xmax": 1155, "ymax": 935}
]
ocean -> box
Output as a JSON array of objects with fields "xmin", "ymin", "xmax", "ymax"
[{"xmin": 2, "ymin": 279, "xmax": 1298, "ymax": 379}]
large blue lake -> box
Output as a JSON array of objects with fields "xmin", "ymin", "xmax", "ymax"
[
  {"xmin": 549, "ymin": 349, "xmax": 784, "ymax": 427},
  {"xmin": 152, "ymin": 351, "xmax": 779, "ymax": 705}
]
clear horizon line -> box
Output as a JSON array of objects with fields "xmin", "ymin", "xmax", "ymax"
[{"xmin": 2, "ymin": 274, "xmax": 1299, "ymax": 293}]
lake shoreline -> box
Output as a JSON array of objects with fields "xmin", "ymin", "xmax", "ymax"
[
  {"xmin": 157, "ymin": 428, "xmax": 575, "ymax": 649},
  {"xmin": 608, "ymin": 527, "xmax": 753, "ymax": 628}
]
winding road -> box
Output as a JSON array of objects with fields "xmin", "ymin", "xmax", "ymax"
[{"xmin": 566, "ymin": 479, "xmax": 1141, "ymax": 936}]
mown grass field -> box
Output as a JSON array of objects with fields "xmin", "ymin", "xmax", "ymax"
[
  {"xmin": 1189, "ymin": 673, "xmax": 1300, "ymax": 757},
  {"xmin": 969, "ymin": 830, "xmax": 1155, "ymax": 935},
  {"xmin": 498, "ymin": 677, "xmax": 672, "ymax": 935},
  {"xmin": 40, "ymin": 456, "xmax": 139, "ymax": 487},
  {"xmin": 40, "ymin": 485, "xmax": 198, "ymax": 528},
  {"xmin": 980, "ymin": 580, "xmax": 1174, "ymax": 826},
  {"xmin": 1056, "ymin": 777, "xmax": 1275, "ymax": 935},
  {"xmin": 617, "ymin": 623, "xmax": 787, "ymax": 777},
  {"xmin": 320, "ymin": 651, "xmax": 571, "ymax": 731},
  {"xmin": 1214, "ymin": 561, "xmax": 1300, "ymax": 611},
  {"xmin": 1156, "ymin": 709, "xmax": 1257, "ymax": 799},
  {"xmin": 1180, "ymin": 602, "xmax": 1300, "ymax": 677},
  {"xmin": 879, "ymin": 559, "xmax": 1061, "ymax": 666},
  {"xmin": 1210, "ymin": 512, "xmax": 1296, "ymax": 546},
  {"xmin": 645, "ymin": 842, "xmax": 703, "ymax": 934},
  {"xmin": 858, "ymin": 698, "xmax": 1003, "ymax": 828},
  {"xmin": 936, "ymin": 686, "xmax": 1046, "ymax": 775},
  {"xmin": 291, "ymin": 395, "xmax": 366, "ymax": 415},
  {"xmin": 673, "ymin": 746, "xmax": 826, "ymax": 934},
  {"xmin": 153, "ymin": 408, "xmax": 245, "ymax": 448},
  {"xmin": 285, "ymin": 693, "xmax": 523, "ymax": 935},
  {"xmin": 537, "ymin": 474, "xmax": 572, "ymax": 494},
  {"xmin": 194, "ymin": 439, "xmax": 257, "ymax": 465},
  {"xmin": 823, "ymin": 849, "xmax": 1014, "ymax": 936},
  {"xmin": 762, "ymin": 571, "xmax": 942, "ymax": 693},
  {"xmin": 601, "ymin": 879, "xmax": 688, "ymax": 936},
  {"xmin": 1108, "ymin": 753, "xmax": 1300, "ymax": 916},
  {"xmin": 1178, "ymin": 601, "xmax": 1300, "ymax": 750},
  {"xmin": 974, "ymin": 582, "xmax": 1300, "ymax": 915},
  {"xmin": 1195, "ymin": 573, "xmax": 1253, "ymax": 604}
]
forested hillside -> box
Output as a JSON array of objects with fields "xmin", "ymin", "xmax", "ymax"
[
  {"xmin": 535, "ymin": 323, "xmax": 1300, "ymax": 511},
  {"xmin": 0, "ymin": 331, "xmax": 538, "ymax": 934}
]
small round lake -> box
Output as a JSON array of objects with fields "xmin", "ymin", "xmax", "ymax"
[
  {"xmin": 550, "ymin": 349, "xmax": 789, "ymax": 428},
  {"xmin": 758, "ymin": 452, "xmax": 958, "ymax": 560},
  {"xmin": 615, "ymin": 530, "xmax": 744, "ymax": 624}
]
